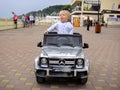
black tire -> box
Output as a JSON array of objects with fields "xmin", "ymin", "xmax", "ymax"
[
  {"xmin": 36, "ymin": 76, "xmax": 45, "ymax": 83},
  {"xmin": 80, "ymin": 78, "xmax": 88, "ymax": 85},
  {"xmin": 77, "ymin": 78, "xmax": 88, "ymax": 85}
]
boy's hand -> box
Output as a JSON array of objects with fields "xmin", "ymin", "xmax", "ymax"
[{"xmin": 44, "ymin": 30, "xmax": 48, "ymax": 34}]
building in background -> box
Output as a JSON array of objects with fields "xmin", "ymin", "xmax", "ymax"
[{"xmin": 71, "ymin": 0, "xmax": 120, "ymax": 27}]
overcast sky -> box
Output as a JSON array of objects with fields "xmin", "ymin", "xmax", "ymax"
[{"xmin": 0, "ymin": 0, "xmax": 72, "ymax": 18}]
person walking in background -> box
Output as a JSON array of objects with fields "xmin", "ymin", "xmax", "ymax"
[
  {"xmin": 21, "ymin": 14, "xmax": 26, "ymax": 28},
  {"xmin": 44, "ymin": 10, "xmax": 74, "ymax": 34},
  {"xmin": 86, "ymin": 16, "xmax": 90, "ymax": 31},
  {"xmin": 12, "ymin": 12, "xmax": 18, "ymax": 29},
  {"xmin": 29, "ymin": 14, "xmax": 35, "ymax": 27},
  {"xmin": 25, "ymin": 15, "xmax": 30, "ymax": 28}
]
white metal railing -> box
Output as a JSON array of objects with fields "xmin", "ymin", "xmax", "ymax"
[
  {"xmin": 0, "ymin": 18, "xmax": 23, "ymax": 30},
  {"xmin": 35, "ymin": 16, "xmax": 59, "ymax": 26}
]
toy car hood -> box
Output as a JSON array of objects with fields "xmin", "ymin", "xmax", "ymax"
[{"xmin": 40, "ymin": 46, "xmax": 84, "ymax": 58}]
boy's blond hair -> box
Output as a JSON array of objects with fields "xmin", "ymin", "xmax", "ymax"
[{"xmin": 59, "ymin": 10, "xmax": 71, "ymax": 22}]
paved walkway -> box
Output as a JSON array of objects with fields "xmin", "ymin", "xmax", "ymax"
[{"xmin": 0, "ymin": 26, "xmax": 120, "ymax": 90}]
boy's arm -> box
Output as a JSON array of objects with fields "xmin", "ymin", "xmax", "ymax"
[
  {"xmin": 44, "ymin": 23, "xmax": 57, "ymax": 34},
  {"xmin": 47, "ymin": 23, "xmax": 57, "ymax": 32},
  {"xmin": 68, "ymin": 23, "xmax": 74, "ymax": 34}
]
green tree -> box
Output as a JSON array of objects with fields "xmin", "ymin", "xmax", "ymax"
[{"xmin": 62, "ymin": 5, "xmax": 72, "ymax": 12}]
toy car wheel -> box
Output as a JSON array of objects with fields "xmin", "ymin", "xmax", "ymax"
[
  {"xmin": 79, "ymin": 78, "xmax": 88, "ymax": 85},
  {"xmin": 36, "ymin": 76, "xmax": 45, "ymax": 83}
]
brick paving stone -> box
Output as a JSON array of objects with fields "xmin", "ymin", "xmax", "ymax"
[{"xmin": 0, "ymin": 26, "xmax": 120, "ymax": 90}]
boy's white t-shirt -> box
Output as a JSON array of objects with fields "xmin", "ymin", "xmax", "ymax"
[
  {"xmin": 47, "ymin": 22, "xmax": 74, "ymax": 34},
  {"xmin": 29, "ymin": 15, "xmax": 34, "ymax": 21}
]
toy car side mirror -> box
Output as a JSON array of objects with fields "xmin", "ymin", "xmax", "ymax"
[
  {"xmin": 37, "ymin": 42, "xmax": 42, "ymax": 47},
  {"xmin": 83, "ymin": 43, "xmax": 89, "ymax": 49}
]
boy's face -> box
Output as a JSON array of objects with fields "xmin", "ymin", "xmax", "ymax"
[{"xmin": 59, "ymin": 11, "xmax": 68, "ymax": 22}]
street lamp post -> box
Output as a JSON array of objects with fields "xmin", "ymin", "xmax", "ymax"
[{"xmin": 98, "ymin": 0, "xmax": 100, "ymax": 24}]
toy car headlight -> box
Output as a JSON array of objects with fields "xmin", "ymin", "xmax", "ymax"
[
  {"xmin": 76, "ymin": 59, "xmax": 84, "ymax": 68},
  {"xmin": 40, "ymin": 58, "xmax": 48, "ymax": 68},
  {"xmin": 77, "ymin": 59, "xmax": 83, "ymax": 65}
]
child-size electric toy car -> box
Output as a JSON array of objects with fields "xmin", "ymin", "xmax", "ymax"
[{"xmin": 34, "ymin": 32, "xmax": 89, "ymax": 84}]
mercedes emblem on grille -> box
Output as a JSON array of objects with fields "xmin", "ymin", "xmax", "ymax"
[{"xmin": 59, "ymin": 59, "xmax": 65, "ymax": 65}]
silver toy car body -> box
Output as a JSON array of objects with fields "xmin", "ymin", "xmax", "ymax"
[{"xmin": 34, "ymin": 32, "xmax": 89, "ymax": 84}]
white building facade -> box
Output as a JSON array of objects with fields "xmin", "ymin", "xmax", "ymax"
[{"xmin": 71, "ymin": 0, "xmax": 120, "ymax": 26}]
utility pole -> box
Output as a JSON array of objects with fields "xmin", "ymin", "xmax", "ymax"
[{"xmin": 98, "ymin": 0, "xmax": 100, "ymax": 24}]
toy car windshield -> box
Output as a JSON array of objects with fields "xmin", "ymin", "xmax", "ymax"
[{"xmin": 43, "ymin": 32, "xmax": 83, "ymax": 47}]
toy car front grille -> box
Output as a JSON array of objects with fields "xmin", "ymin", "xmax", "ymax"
[{"xmin": 49, "ymin": 58, "xmax": 76, "ymax": 66}]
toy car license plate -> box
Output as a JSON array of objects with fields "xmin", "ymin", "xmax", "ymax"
[{"xmin": 53, "ymin": 67, "xmax": 71, "ymax": 72}]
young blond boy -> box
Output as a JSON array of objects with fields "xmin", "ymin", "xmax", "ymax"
[{"xmin": 45, "ymin": 10, "xmax": 74, "ymax": 34}]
